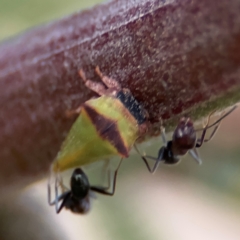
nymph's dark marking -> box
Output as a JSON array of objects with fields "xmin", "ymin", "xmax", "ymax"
[
  {"xmin": 116, "ymin": 90, "xmax": 147, "ymax": 125},
  {"xmin": 136, "ymin": 106, "xmax": 237, "ymax": 173},
  {"xmin": 48, "ymin": 160, "xmax": 122, "ymax": 214},
  {"xmin": 83, "ymin": 104, "xmax": 129, "ymax": 157}
]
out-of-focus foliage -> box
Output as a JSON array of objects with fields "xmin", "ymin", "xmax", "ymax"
[{"xmin": 0, "ymin": 0, "xmax": 101, "ymax": 40}]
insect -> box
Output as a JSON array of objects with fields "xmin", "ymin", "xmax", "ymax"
[
  {"xmin": 51, "ymin": 66, "xmax": 148, "ymax": 174},
  {"xmin": 48, "ymin": 159, "xmax": 123, "ymax": 214},
  {"xmin": 135, "ymin": 106, "xmax": 237, "ymax": 173}
]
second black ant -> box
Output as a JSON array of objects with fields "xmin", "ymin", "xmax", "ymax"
[
  {"xmin": 135, "ymin": 106, "xmax": 237, "ymax": 173},
  {"xmin": 48, "ymin": 159, "xmax": 122, "ymax": 214}
]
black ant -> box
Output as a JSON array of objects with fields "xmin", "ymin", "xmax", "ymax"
[
  {"xmin": 135, "ymin": 106, "xmax": 237, "ymax": 173},
  {"xmin": 48, "ymin": 159, "xmax": 122, "ymax": 214}
]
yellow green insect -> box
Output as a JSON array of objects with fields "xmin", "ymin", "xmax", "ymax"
[{"xmin": 51, "ymin": 66, "xmax": 148, "ymax": 174}]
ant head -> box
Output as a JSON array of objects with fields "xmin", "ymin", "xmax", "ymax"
[
  {"xmin": 172, "ymin": 117, "xmax": 196, "ymax": 153},
  {"xmin": 70, "ymin": 168, "xmax": 90, "ymax": 199}
]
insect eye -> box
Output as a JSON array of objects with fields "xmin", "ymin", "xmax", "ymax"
[{"xmin": 71, "ymin": 169, "xmax": 90, "ymax": 199}]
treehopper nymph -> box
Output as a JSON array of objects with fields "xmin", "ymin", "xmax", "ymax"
[{"xmin": 51, "ymin": 66, "xmax": 148, "ymax": 173}]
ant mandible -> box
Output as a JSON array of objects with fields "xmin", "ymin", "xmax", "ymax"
[
  {"xmin": 48, "ymin": 159, "xmax": 122, "ymax": 214},
  {"xmin": 135, "ymin": 106, "xmax": 237, "ymax": 173}
]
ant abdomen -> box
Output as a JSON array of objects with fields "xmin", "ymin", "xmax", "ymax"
[
  {"xmin": 172, "ymin": 117, "xmax": 196, "ymax": 156},
  {"xmin": 71, "ymin": 168, "xmax": 90, "ymax": 199}
]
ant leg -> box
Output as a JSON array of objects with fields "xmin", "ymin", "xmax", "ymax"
[
  {"xmin": 90, "ymin": 159, "xmax": 123, "ymax": 196},
  {"xmin": 53, "ymin": 177, "xmax": 71, "ymax": 214},
  {"xmin": 200, "ymin": 125, "xmax": 220, "ymax": 145},
  {"xmin": 48, "ymin": 183, "xmax": 55, "ymax": 206},
  {"xmin": 200, "ymin": 106, "xmax": 237, "ymax": 144},
  {"xmin": 196, "ymin": 109, "xmax": 220, "ymax": 148},
  {"xmin": 56, "ymin": 192, "xmax": 71, "ymax": 214},
  {"xmin": 47, "ymin": 170, "xmax": 54, "ymax": 206},
  {"xmin": 47, "ymin": 170, "xmax": 63, "ymax": 206},
  {"xmin": 88, "ymin": 159, "xmax": 112, "ymax": 200},
  {"xmin": 202, "ymin": 106, "xmax": 237, "ymax": 130},
  {"xmin": 134, "ymin": 144, "xmax": 153, "ymax": 173},
  {"xmin": 102, "ymin": 159, "xmax": 111, "ymax": 170},
  {"xmin": 59, "ymin": 179, "xmax": 69, "ymax": 193},
  {"xmin": 48, "ymin": 171, "xmax": 72, "ymax": 214},
  {"xmin": 47, "ymin": 165, "xmax": 70, "ymax": 212},
  {"xmin": 195, "ymin": 111, "xmax": 214, "ymax": 148},
  {"xmin": 161, "ymin": 127, "xmax": 167, "ymax": 146},
  {"xmin": 95, "ymin": 66, "xmax": 121, "ymax": 90},
  {"xmin": 203, "ymin": 106, "xmax": 237, "ymax": 139},
  {"xmin": 54, "ymin": 177, "xmax": 60, "ymax": 213},
  {"xmin": 195, "ymin": 106, "xmax": 237, "ymax": 147},
  {"xmin": 146, "ymin": 147, "xmax": 166, "ymax": 173},
  {"xmin": 79, "ymin": 69, "xmax": 107, "ymax": 96},
  {"xmin": 158, "ymin": 119, "xmax": 167, "ymax": 146},
  {"xmin": 196, "ymin": 110, "xmax": 228, "ymax": 148},
  {"xmin": 195, "ymin": 126, "xmax": 218, "ymax": 148},
  {"xmin": 134, "ymin": 144, "xmax": 165, "ymax": 173},
  {"xmin": 141, "ymin": 155, "xmax": 154, "ymax": 173},
  {"xmin": 101, "ymin": 159, "xmax": 111, "ymax": 184},
  {"xmin": 48, "ymin": 186, "xmax": 69, "ymax": 206},
  {"xmin": 134, "ymin": 122, "xmax": 167, "ymax": 173},
  {"xmin": 189, "ymin": 148, "xmax": 202, "ymax": 165}
]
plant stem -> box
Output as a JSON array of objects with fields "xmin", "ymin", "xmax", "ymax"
[{"xmin": 0, "ymin": 0, "xmax": 240, "ymax": 189}]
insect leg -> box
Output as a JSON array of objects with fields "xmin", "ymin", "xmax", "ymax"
[
  {"xmin": 94, "ymin": 159, "xmax": 111, "ymax": 198},
  {"xmin": 188, "ymin": 148, "xmax": 202, "ymax": 165},
  {"xmin": 195, "ymin": 109, "xmax": 216, "ymax": 147},
  {"xmin": 56, "ymin": 192, "xmax": 71, "ymax": 214},
  {"xmin": 134, "ymin": 144, "xmax": 165, "ymax": 173},
  {"xmin": 79, "ymin": 69, "xmax": 107, "ymax": 96},
  {"xmin": 202, "ymin": 106, "xmax": 237, "ymax": 130},
  {"xmin": 102, "ymin": 159, "xmax": 111, "ymax": 170},
  {"xmin": 54, "ymin": 176, "xmax": 60, "ymax": 213},
  {"xmin": 95, "ymin": 66, "xmax": 121, "ymax": 90},
  {"xmin": 198, "ymin": 125, "xmax": 220, "ymax": 147},
  {"xmin": 47, "ymin": 170, "xmax": 63, "ymax": 206},
  {"xmin": 48, "ymin": 179, "xmax": 71, "ymax": 214},
  {"xmin": 53, "ymin": 177, "xmax": 71, "ymax": 214},
  {"xmin": 146, "ymin": 147, "xmax": 166, "ymax": 173},
  {"xmin": 48, "ymin": 181, "xmax": 55, "ymax": 206},
  {"xmin": 160, "ymin": 126, "xmax": 168, "ymax": 146},
  {"xmin": 48, "ymin": 187, "xmax": 69, "ymax": 206},
  {"xmin": 90, "ymin": 158, "xmax": 123, "ymax": 196},
  {"xmin": 195, "ymin": 107, "xmax": 236, "ymax": 147},
  {"xmin": 195, "ymin": 106, "xmax": 237, "ymax": 145},
  {"xmin": 134, "ymin": 144, "xmax": 152, "ymax": 172}
]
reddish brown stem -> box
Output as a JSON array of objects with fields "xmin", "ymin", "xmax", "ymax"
[{"xmin": 0, "ymin": 0, "xmax": 240, "ymax": 189}]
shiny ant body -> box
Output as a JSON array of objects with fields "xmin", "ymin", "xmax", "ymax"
[
  {"xmin": 48, "ymin": 160, "xmax": 122, "ymax": 214},
  {"xmin": 136, "ymin": 106, "xmax": 237, "ymax": 173}
]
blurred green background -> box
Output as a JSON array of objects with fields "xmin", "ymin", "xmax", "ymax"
[
  {"xmin": 1, "ymin": 0, "xmax": 240, "ymax": 239},
  {"xmin": 0, "ymin": 0, "xmax": 100, "ymax": 40}
]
